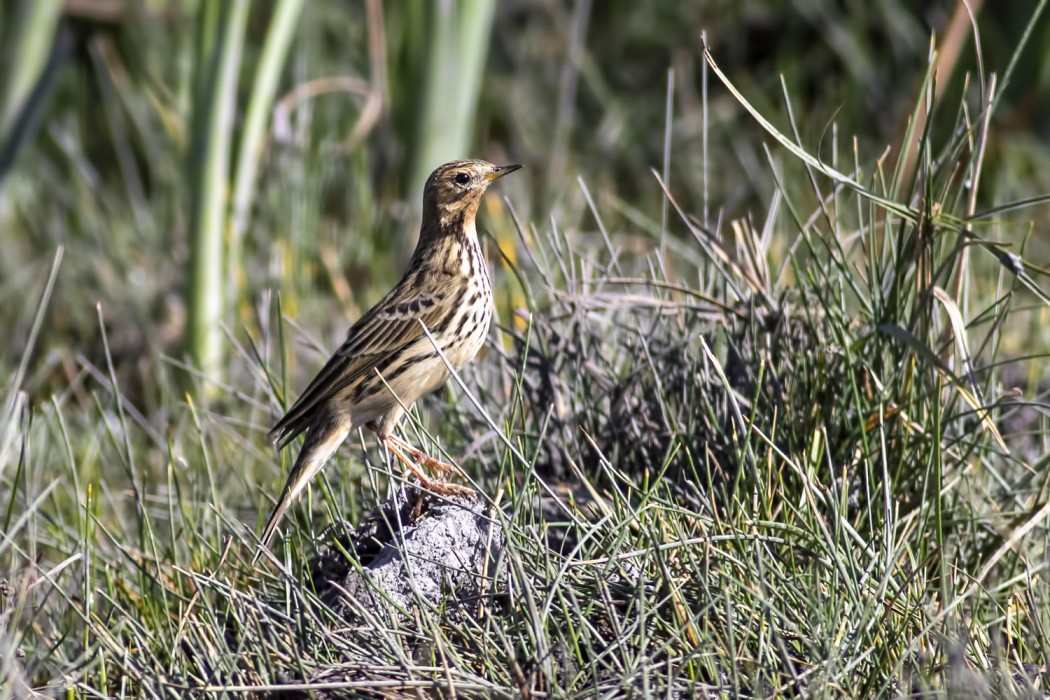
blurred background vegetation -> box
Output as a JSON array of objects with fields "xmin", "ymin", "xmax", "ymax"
[
  {"xmin": 4, "ymin": 0, "xmax": 1050, "ymax": 695},
  {"xmin": 3, "ymin": 0, "xmax": 1050, "ymax": 396}
]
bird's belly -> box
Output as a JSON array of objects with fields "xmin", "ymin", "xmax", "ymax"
[
  {"xmin": 442, "ymin": 304, "xmax": 492, "ymax": 370},
  {"xmin": 390, "ymin": 345, "xmax": 454, "ymax": 401},
  {"xmin": 444, "ymin": 329, "xmax": 486, "ymax": 369}
]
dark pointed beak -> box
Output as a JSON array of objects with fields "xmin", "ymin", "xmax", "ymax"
[{"xmin": 486, "ymin": 163, "xmax": 524, "ymax": 181}]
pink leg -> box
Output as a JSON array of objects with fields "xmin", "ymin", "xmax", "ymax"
[
  {"xmin": 368, "ymin": 425, "xmax": 473, "ymax": 496},
  {"xmin": 385, "ymin": 433, "xmax": 467, "ymax": 479}
]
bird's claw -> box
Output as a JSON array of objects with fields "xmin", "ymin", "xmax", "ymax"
[{"xmin": 382, "ymin": 435, "xmax": 473, "ymax": 496}]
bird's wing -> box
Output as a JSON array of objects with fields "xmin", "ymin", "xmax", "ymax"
[{"xmin": 270, "ymin": 271, "xmax": 464, "ymax": 447}]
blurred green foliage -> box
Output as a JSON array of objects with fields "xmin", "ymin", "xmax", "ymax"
[
  {"xmin": 3, "ymin": 2, "xmax": 1050, "ymax": 695},
  {"xmin": 2, "ymin": 1, "xmax": 1050, "ymax": 391}
]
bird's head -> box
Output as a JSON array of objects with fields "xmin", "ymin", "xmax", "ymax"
[{"xmin": 420, "ymin": 159, "xmax": 522, "ymax": 239}]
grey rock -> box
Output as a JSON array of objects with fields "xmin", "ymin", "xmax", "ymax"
[{"xmin": 311, "ymin": 486, "xmax": 505, "ymax": 620}]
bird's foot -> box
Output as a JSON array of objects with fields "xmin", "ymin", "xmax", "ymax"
[
  {"xmin": 396, "ymin": 438, "xmax": 466, "ymax": 478},
  {"xmin": 410, "ymin": 473, "xmax": 475, "ymax": 498},
  {"xmin": 381, "ymin": 435, "xmax": 473, "ymax": 496}
]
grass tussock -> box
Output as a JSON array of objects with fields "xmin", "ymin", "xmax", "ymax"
[{"xmin": 3, "ymin": 2, "xmax": 1050, "ymax": 698}]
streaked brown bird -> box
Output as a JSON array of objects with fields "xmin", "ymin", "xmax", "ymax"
[{"xmin": 256, "ymin": 159, "xmax": 522, "ymax": 558}]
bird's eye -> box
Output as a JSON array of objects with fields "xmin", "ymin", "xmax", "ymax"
[{"xmin": 454, "ymin": 172, "xmax": 470, "ymax": 185}]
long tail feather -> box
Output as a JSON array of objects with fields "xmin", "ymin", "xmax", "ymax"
[{"xmin": 254, "ymin": 418, "xmax": 350, "ymax": 564}]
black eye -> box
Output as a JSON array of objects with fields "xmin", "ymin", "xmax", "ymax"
[{"xmin": 454, "ymin": 172, "xmax": 470, "ymax": 185}]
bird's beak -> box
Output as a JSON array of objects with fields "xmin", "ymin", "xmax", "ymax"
[{"xmin": 486, "ymin": 163, "xmax": 524, "ymax": 181}]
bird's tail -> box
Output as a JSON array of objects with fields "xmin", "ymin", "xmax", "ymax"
[{"xmin": 254, "ymin": 417, "xmax": 351, "ymax": 564}]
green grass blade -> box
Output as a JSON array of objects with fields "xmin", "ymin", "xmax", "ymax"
[
  {"xmin": 229, "ymin": 0, "xmax": 305, "ymax": 305},
  {"xmin": 409, "ymin": 0, "xmax": 496, "ymax": 215},
  {"xmin": 186, "ymin": 0, "xmax": 251, "ymax": 385},
  {"xmin": 0, "ymin": 247, "xmax": 61, "ymax": 478},
  {"xmin": 0, "ymin": 0, "xmax": 62, "ymax": 137}
]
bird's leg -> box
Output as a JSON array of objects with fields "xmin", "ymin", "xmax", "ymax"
[
  {"xmin": 381, "ymin": 436, "xmax": 439, "ymax": 488},
  {"xmin": 385, "ymin": 433, "xmax": 466, "ymax": 480},
  {"xmin": 381, "ymin": 436, "xmax": 473, "ymax": 496},
  {"xmin": 366, "ymin": 421, "xmax": 472, "ymax": 496}
]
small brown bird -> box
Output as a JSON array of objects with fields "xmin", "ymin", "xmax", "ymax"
[{"xmin": 256, "ymin": 159, "xmax": 522, "ymax": 557}]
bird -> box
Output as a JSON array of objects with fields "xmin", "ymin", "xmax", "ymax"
[{"xmin": 255, "ymin": 159, "xmax": 522, "ymax": 559}]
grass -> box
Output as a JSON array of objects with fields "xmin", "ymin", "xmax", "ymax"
[{"xmin": 4, "ymin": 1, "xmax": 1050, "ymax": 697}]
